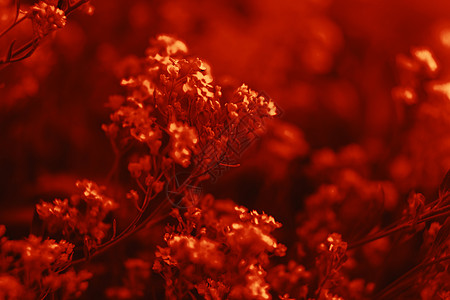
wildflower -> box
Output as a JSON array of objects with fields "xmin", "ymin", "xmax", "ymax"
[
  {"xmin": 227, "ymin": 207, "xmax": 284, "ymax": 256},
  {"xmin": 106, "ymin": 34, "xmax": 278, "ymax": 191},
  {"xmin": 391, "ymin": 47, "xmax": 450, "ymax": 193},
  {"xmin": 29, "ymin": 1, "xmax": 66, "ymax": 38},
  {"xmin": 430, "ymin": 81, "xmax": 450, "ymax": 100},
  {"xmin": 228, "ymin": 264, "xmax": 271, "ymax": 300},
  {"xmin": 230, "ymin": 84, "xmax": 278, "ymax": 121},
  {"xmin": 0, "ymin": 231, "xmax": 89, "ymax": 299},
  {"xmin": 162, "ymin": 235, "xmax": 225, "ymax": 270},
  {"xmin": 324, "ymin": 233, "xmax": 347, "ymax": 256},
  {"xmin": 112, "ymin": 104, "xmax": 162, "ymax": 145},
  {"xmin": 0, "ymin": 275, "xmax": 24, "ymax": 300},
  {"xmin": 392, "ymin": 86, "xmax": 417, "ymax": 105},
  {"xmin": 154, "ymin": 196, "xmax": 285, "ymax": 299},
  {"xmin": 404, "ymin": 191, "xmax": 425, "ymax": 223},
  {"xmin": 43, "ymin": 269, "xmax": 93, "ymax": 299},
  {"xmin": 411, "ymin": 47, "xmax": 439, "ymax": 75},
  {"xmin": 168, "ymin": 122, "xmax": 199, "ymax": 167},
  {"xmin": 267, "ymin": 261, "xmax": 311, "ymax": 299},
  {"xmin": 146, "ymin": 34, "xmax": 188, "ymax": 60},
  {"xmin": 316, "ymin": 233, "xmax": 348, "ymax": 298},
  {"xmin": 128, "ymin": 155, "xmax": 152, "ymax": 178},
  {"xmin": 105, "ymin": 258, "xmax": 151, "ymax": 299},
  {"xmin": 195, "ymin": 279, "xmax": 229, "ymax": 300},
  {"xmin": 36, "ymin": 180, "xmax": 118, "ymax": 248}
]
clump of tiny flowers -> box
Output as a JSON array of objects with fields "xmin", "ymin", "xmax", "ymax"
[
  {"xmin": 390, "ymin": 46, "xmax": 450, "ymax": 193},
  {"xmin": 103, "ymin": 34, "xmax": 278, "ymax": 198},
  {"xmin": 0, "ymin": 225, "xmax": 92, "ymax": 300},
  {"xmin": 105, "ymin": 258, "xmax": 152, "ymax": 299},
  {"xmin": 0, "ymin": 0, "xmax": 93, "ymax": 65},
  {"xmin": 417, "ymin": 220, "xmax": 450, "ymax": 299},
  {"xmin": 36, "ymin": 180, "xmax": 118, "ymax": 251},
  {"xmin": 29, "ymin": 1, "xmax": 67, "ymax": 38},
  {"xmin": 153, "ymin": 195, "xmax": 286, "ymax": 299},
  {"xmin": 297, "ymin": 144, "xmax": 397, "ymax": 253},
  {"xmin": 315, "ymin": 233, "xmax": 348, "ymax": 299}
]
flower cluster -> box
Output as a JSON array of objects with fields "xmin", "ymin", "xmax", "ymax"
[
  {"xmin": 29, "ymin": 1, "xmax": 67, "ymax": 38},
  {"xmin": 104, "ymin": 35, "xmax": 278, "ymax": 197},
  {"xmin": 153, "ymin": 195, "xmax": 286, "ymax": 299},
  {"xmin": 36, "ymin": 180, "xmax": 118, "ymax": 250},
  {"xmin": 266, "ymin": 261, "xmax": 311, "ymax": 299},
  {"xmin": 0, "ymin": 226, "xmax": 91, "ymax": 299},
  {"xmin": 168, "ymin": 121, "xmax": 199, "ymax": 167},
  {"xmin": 227, "ymin": 84, "xmax": 277, "ymax": 119},
  {"xmin": 390, "ymin": 46, "xmax": 450, "ymax": 193},
  {"xmin": 3, "ymin": 5, "xmax": 450, "ymax": 296},
  {"xmin": 105, "ymin": 258, "xmax": 151, "ymax": 299},
  {"xmin": 417, "ymin": 220, "xmax": 450, "ymax": 299},
  {"xmin": 296, "ymin": 144, "xmax": 397, "ymax": 254},
  {"xmin": 315, "ymin": 233, "xmax": 348, "ymax": 299}
]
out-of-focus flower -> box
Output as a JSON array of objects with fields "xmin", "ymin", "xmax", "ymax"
[
  {"xmin": 0, "ymin": 274, "xmax": 24, "ymax": 300},
  {"xmin": 267, "ymin": 261, "xmax": 311, "ymax": 299},
  {"xmin": 0, "ymin": 229, "xmax": 90, "ymax": 299},
  {"xmin": 390, "ymin": 47, "xmax": 450, "ymax": 193},
  {"xmin": 43, "ymin": 269, "xmax": 92, "ymax": 299},
  {"xmin": 105, "ymin": 258, "xmax": 151, "ymax": 299}
]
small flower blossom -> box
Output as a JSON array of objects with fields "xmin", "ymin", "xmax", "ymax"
[
  {"xmin": 267, "ymin": 261, "xmax": 311, "ymax": 299},
  {"xmin": 43, "ymin": 269, "xmax": 92, "ymax": 299},
  {"xmin": 232, "ymin": 84, "xmax": 278, "ymax": 118},
  {"xmin": 411, "ymin": 47, "xmax": 439, "ymax": 75},
  {"xmin": 30, "ymin": 2, "xmax": 66, "ymax": 38},
  {"xmin": 325, "ymin": 233, "xmax": 347, "ymax": 255},
  {"xmin": 105, "ymin": 258, "xmax": 151, "ymax": 299},
  {"xmin": 105, "ymin": 34, "xmax": 278, "ymax": 194},
  {"xmin": 128, "ymin": 155, "xmax": 152, "ymax": 178},
  {"xmin": 154, "ymin": 195, "xmax": 285, "ymax": 299},
  {"xmin": 315, "ymin": 233, "xmax": 348, "ymax": 298},
  {"xmin": 228, "ymin": 264, "xmax": 271, "ymax": 300},
  {"xmin": 162, "ymin": 235, "xmax": 225, "ymax": 270},
  {"xmin": 168, "ymin": 121, "xmax": 199, "ymax": 167},
  {"xmin": 0, "ymin": 231, "xmax": 88, "ymax": 299},
  {"xmin": 5, "ymin": 235, "xmax": 73, "ymax": 267},
  {"xmin": 0, "ymin": 274, "xmax": 24, "ymax": 300},
  {"xmin": 36, "ymin": 180, "xmax": 118, "ymax": 248},
  {"xmin": 146, "ymin": 34, "xmax": 188, "ymax": 60},
  {"xmin": 195, "ymin": 279, "xmax": 229, "ymax": 300}
]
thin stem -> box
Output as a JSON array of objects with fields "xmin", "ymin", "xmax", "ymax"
[
  {"xmin": 70, "ymin": 170, "xmax": 167, "ymax": 266},
  {"xmin": 349, "ymin": 206, "xmax": 450, "ymax": 249},
  {"xmin": 0, "ymin": 15, "xmax": 27, "ymax": 39},
  {"xmin": 376, "ymin": 255, "xmax": 450, "ymax": 299}
]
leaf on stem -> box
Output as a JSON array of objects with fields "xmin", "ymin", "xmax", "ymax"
[{"xmin": 6, "ymin": 41, "xmax": 15, "ymax": 62}]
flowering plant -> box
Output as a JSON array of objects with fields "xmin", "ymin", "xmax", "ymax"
[{"xmin": 1, "ymin": 1, "xmax": 450, "ymax": 299}]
